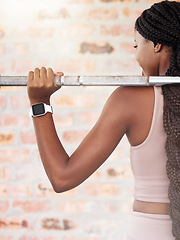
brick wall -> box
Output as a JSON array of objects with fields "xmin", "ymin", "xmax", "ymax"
[{"xmin": 0, "ymin": 0, "xmax": 160, "ymax": 239}]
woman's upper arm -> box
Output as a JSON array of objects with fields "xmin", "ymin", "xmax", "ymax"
[{"xmin": 60, "ymin": 87, "xmax": 133, "ymax": 191}]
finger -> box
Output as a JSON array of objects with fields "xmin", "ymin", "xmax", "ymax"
[
  {"xmin": 40, "ymin": 67, "xmax": 47, "ymax": 84},
  {"xmin": 34, "ymin": 68, "xmax": 40, "ymax": 85},
  {"xmin": 47, "ymin": 68, "xmax": 55, "ymax": 86},
  {"xmin": 28, "ymin": 71, "xmax": 34, "ymax": 86}
]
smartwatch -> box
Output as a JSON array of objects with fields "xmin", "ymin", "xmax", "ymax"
[{"xmin": 29, "ymin": 102, "xmax": 53, "ymax": 117}]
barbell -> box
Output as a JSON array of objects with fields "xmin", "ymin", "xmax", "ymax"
[{"xmin": 0, "ymin": 75, "xmax": 180, "ymax": 86}]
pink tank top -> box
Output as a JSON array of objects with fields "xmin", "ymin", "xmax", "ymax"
[{"xmin": 130, "ymin": 86, "xmax": 170, "ymax": 203}]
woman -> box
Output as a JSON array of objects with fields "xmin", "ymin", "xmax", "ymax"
[{"xmin": 27, "ymin": 1, "xmax": 180, "ymax": 239}]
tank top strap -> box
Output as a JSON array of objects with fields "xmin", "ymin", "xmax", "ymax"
[{"xmin": 152, "ymin": 86, "xmax": 164, "ymax": 135}]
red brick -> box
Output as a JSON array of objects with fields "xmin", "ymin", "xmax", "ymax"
[
  {"xmin": 30, "ymin": 27, "xmax": 55, "ymax": 38},
  {"xmin": 0, "ymin": 132, "xmax": 14, "ymax": 145},
  {"xmin": 19, "ymin": 237, "xmax": 39, "ymax": 240},
  {"xmin": 55, "ymin": 58, "xmax": 95, "ymax": 73},
  {"xmin": 87, "ymin": 8, "xmax": 118, "ymax": 20},
  {"xmin": 146, "ymin": 0, "xmax": 162, "ymax": 2},
  {"xmin": 68, "ymin": 0, "xmax": 93, "ymax": 3},
  {"xmin": 13, "ymin": 200, "xmax": 52, "ymax": 213},
  {"xmin": 19, "ymin": 237, "xmax": 59, "ymax": 240},
  {"xmin": 36, "ymin": 183, "xmax": 59, "ymax": 197},
  {"xmin": 107, "ymin": 147, "xmax": 124, "ymax": 162},
  {"xmin": 88, "ymin": 170, "xmax": 102, "ymax": 180},
  {"xmin": 10, "ymin": 96, "xmax": 29, "ymax": 109},
  {"xmin": 0, "ymin": 149, "xmax": 30, "ymax": 163},
  {"xmin": 53, "ymin": 113, "xmax": 74, "ymax": 126},
  {"xmin": 0, "ymin": 218, "xmax": 31, "ymax": 230},
  {"xmin": 38, "ymin": 10, "xmax": 70, "ymax": 20},
  {"xmin": 62, "ymin": 130, "xmax": 88, "ymax": 143},
  {"xmin": 100, "ymin": 24, "xmax": 121, "ymax": 36},
  {"xmin": 0, "ymin": 184, "xmax": 32, "ymax": 198},
  {"xmin": 36, "ymin": 183, "xmax": 79, "ymax": 197},
  {"xmin": 0, "ymin": 114, "xmax": 30, "ymax": 127},
  {"xmin": 20, "ymin": 131, "xmax": 36, "ymax": 144},
  {"xmin": 44, "ymin": 0, "xmax": 93, "ymax": 3},
  {"xmin": 77, "ymin": 112, "xmax": 99, "ymax": 125},
  {"xmin": 41, "ymin": 218, "xmax": 76, "ymax": 230},
  {"xmin": 63, "ymin": 238, "xmax": 101, "ymax": 240},
  {"xmin": 0, "ymin": 166, "xmax": 11, "ymax": 180},
  {"xmin": 0, "ymin": 201, "xmax": 9, "ymax": 212},
  {"xmin": 80, "ymin": 42, "xmax": 114, "ymax": 54},
  {"xmin": 83, "ymin": 183, "xmax": 121, "ymax": 196},
  {"xmin": 0, "ymin": 96, "xmax": 6, "ymax": 109},
  {"xmin": 16, "ymin": 27, "xmax": 55, "ymax": 38},
  {"xmin": 15, "ymin": 164, "xmax": 46, "ymax": 181},
  {"xmin": 123, "ymin": 7, "xmax": 143, "ymax": 19},
  {"xmin": 58, "ymin": 200, "xmax": 95, "ymax": 213},
  {"xmin": 44, "ymin": 238, "xmax": 59, "ymax": 240},
  {"xmin": 105, "ymin": 199, "xmax": 133, "ymax": 214},
  {"xmin": 54, "ymin": 94, "xmax": 95, "ymax": 108},
  {"xmin": 59, "ymin": 23, "xmax": 95, "ymax": 37},
  {"xmin": 0, "ymin": 86, "xmax": 26, "ymax": 92},
  {"xmin": 62, "ymin": 238, "xmax": 100, "ymax": 240},
  {"xmin": 0, "ymin": 236, "xmax": 13, "ymax": 240},
  {"xmin": 106, "ymin": 165, "xmax": 133, "ymax": 179}
]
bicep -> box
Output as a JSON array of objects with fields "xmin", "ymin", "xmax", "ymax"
[{"xmin": 62, "ymin": 87, "xmax": 131, "ymax": 190}]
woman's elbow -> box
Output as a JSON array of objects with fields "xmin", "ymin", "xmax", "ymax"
[{"xmin": 51, "ymin": 178, "xmax": 74, "ymax": 193}]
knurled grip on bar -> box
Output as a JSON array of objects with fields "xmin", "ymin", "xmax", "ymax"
[{"xmin": 0, "ymin": 75, "xmax": 180, "ymax": 86}]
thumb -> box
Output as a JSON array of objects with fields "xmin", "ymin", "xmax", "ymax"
[
  {"xmin": 54, "ymin": 72, "xmax": 64, "ymax": 87},
  {"xmin": 55, "ymin": 72, "xmax": 64, "ymax": 77}
]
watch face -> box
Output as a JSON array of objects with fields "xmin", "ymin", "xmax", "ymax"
[{"xmin": 32, "ymin": 103, "xmax": 45, "ymax": 116}]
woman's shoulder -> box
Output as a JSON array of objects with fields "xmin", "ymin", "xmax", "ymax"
[
  {"xmin": 110, "ymin": 86, "xmax": 154, "ymax": 107},
  {"xmin": 107, "ymin": 86, "xmax": 154, "ymax": 125},
  {"xmin": 98, "ymin": 86, "xmax": 154, "ymax": 139},
  {"xmin": 108, "ymin": 86, "xmax": 155, "ymax": 144}
]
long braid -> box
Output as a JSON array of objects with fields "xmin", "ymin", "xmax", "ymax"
[{"xmin": 135, "ymin": 1, "xmax": 180, "ymax": 239}]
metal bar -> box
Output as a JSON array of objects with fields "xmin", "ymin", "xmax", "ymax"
[{"xmin": 0, "ymin": 75, "xmax": 180, "ymax": 87}]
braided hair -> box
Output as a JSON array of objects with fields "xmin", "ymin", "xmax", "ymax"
[{"xmin": 135, "ymin": 1, "xmax": 180, "ymax": 239}]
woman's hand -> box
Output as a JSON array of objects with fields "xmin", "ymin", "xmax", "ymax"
[{"xmin": 27, "ymin": 67, "xmax": 63, "ymax": 105}]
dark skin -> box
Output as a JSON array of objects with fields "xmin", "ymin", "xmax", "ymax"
[{"xmin": 27, "ymin": 30, "xmax": 171, "ymax": 214}]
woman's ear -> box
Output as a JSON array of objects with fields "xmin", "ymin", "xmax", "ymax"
[{"xmin": 154, "ymin": 43, "xmax": 162, "ymax": 53}]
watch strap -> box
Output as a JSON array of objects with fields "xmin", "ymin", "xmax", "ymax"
[{"xmin": 44, "ymin": 104, "xmax": 53, "ymax": 114}]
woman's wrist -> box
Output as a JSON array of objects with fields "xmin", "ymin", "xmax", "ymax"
[{"xmin": 29, "ymin": 98, "xmax": 50, "ymax": 106}]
